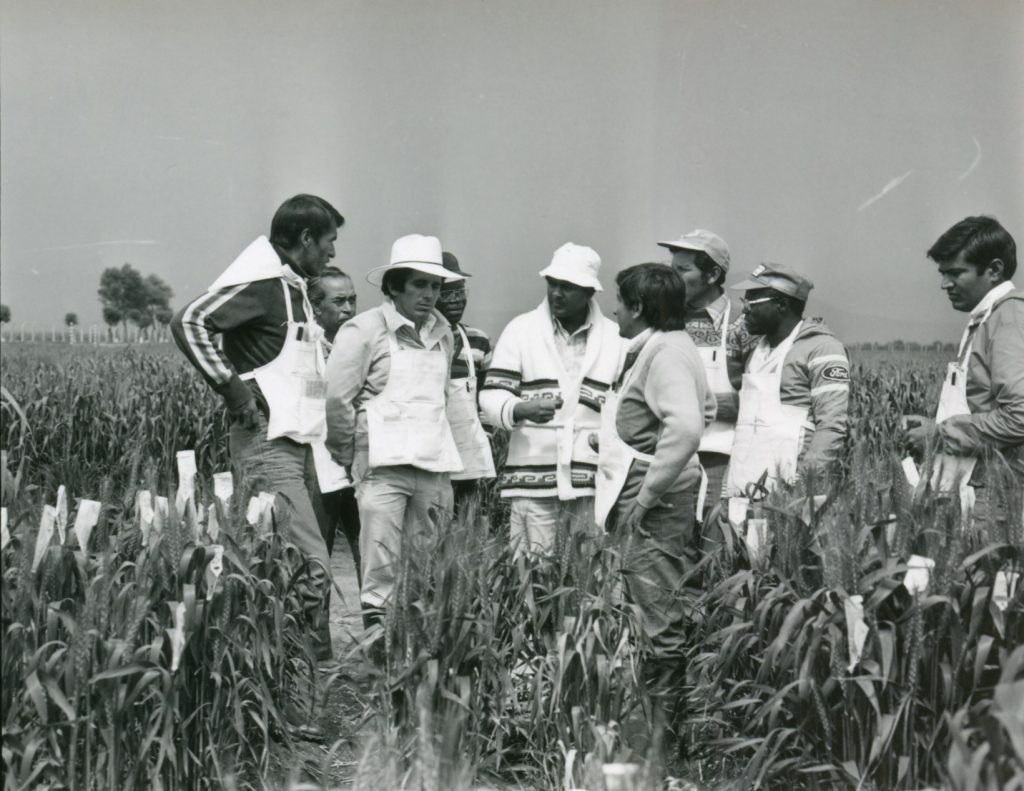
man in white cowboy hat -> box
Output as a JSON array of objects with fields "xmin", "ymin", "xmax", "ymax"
[
  {"xmin": 324, "ymin": 234, "xmax": 464, "ymax": 621},
  {"xmin": 172, "ymin": 194, "xmax": 343, "ymax": 668},
  {"xmin": 480, "ymin": 242, "xmax": 625, "ymax": 554},
  {"xmin": 657, "ymin": 229, "xmax": 759, "ymax": 521},
  {"xmin": 435, "ymin": 251, "xmax": 496, "ymax": 511}
]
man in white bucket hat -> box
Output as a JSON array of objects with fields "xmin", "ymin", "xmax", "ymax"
[
  {"xmin": 325, "ymin": 234, "xmax": 464, "ymax": 625},
  {"xmin": 480, "ymin": 242, "xmax": 625, "ymax": 555}
]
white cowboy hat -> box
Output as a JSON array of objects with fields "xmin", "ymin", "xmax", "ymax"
[
  {"xmin": 538, "ymin": 242, "xmax": 603, "ymax": 291},
  {"xmin": 367, "ymin": 234, "xmax": 465, "ymax": 286}
]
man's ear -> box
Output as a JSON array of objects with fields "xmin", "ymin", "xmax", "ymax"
[
  {"xmin": 986, "ymin": 258, "xmax": 1006, "ymax": 282},
  {"xmin": 706, "ymin": 266, "xmax": 722, "ymax": 285},
  {"xmin": 299, "ymin": 228, "xmax": 314, "ymax": 248},
  {"xmin": 631, "ymin": 301, "xmax": 644, "ymax": 320}
]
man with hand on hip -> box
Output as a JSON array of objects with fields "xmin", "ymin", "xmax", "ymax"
[
  {"xmin": 325, "ymin": 234, "xmax": 464, "ymax": 621},
  {"xmin": 480, "ymin": 243, "xmax": 625, "ymax": 555},
  {"xmin": 658, "ymin": 229, "xmax": 758, "ymax": 520},
  {"xmin": 903, "ymin": 216, "xmax": 1022, "ymax": 526},
  {"xmin": 172, "ymin": 194, "xmax": 343, "ymax": 666}
]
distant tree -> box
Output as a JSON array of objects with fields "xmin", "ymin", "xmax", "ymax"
[
  {"xmin": 97, "ymin": 264, "xmax": 174, "ymax": 334},
  {"xmin": 0, "ymin": 304, "xmax": 10, "ymax": 324},
  {"xmin": 64, "ymin": 312, "xmax": 79, "ymax": 327}
]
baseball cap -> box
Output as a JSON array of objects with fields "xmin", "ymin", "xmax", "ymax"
[
  {"xmin": 657, "ymin": 229, "xmax": 730, "ymax": 272},
  {"xmin": 731, "ymin": 263, "xmax": 814, "ymax": 301}
]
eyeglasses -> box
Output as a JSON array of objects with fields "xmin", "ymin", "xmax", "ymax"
[{"xmin": 741, "ymin": 296, "xmax": 778, "ymax": 307}]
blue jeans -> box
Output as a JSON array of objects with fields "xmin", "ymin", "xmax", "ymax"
[{"xmin": 230, "ymin": 413, "xmax": 332, "ymax": 657}]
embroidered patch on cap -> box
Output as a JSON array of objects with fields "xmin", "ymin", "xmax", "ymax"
[
  {"xmin": 751, "ymin": 264, "xmax": 767, "ymax": 277},
  {"xmin": 822, "ymin": 365, "xmax": 850, "ymax": 382}
]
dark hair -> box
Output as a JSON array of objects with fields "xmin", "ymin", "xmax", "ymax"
[
  {"xmin": 381, "ymin": 267, "xmax": 414, "ymax": 297},
  {"xmin": 308, "ymin": 266, "xmax": 351, "ymax": 307},
  {"xmin": 693, "ymin": 250, "xmax": 726, "ymax": 287},
  {"xmin": 269, "ymin": 194, "xmax": 345, "ymax": 249},
  {"xmin": 615, "ymin": 263, "xmax": 688, "ymax": 331},
  {"xmin": 927, "ymin": 215, "xmax": 1017, "ymax": 280}
]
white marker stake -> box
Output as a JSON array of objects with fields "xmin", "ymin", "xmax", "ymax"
[
  {"xmin": 175, "ymin": 450, "xmax": 197, "ymax": 513},
  {"xmin": 727, "ymin": 497, "xmax": 749, "ymax": 529},
  {"xmin": 153, "ymin": 496, "xmax": 169, "ymax": 541},
  {"xmin": 137, "ymin": 491, "xmax": 154, "ymax": 546},
  {"xmin": 212, "ymin": 472, "xmax": 234, "ymax": 504},
  {"xmin": 901, "ymin": 457, "xmax": 921, "ymax": 488},
  {"xmin": 168, "ymin": 601, "xmax": 186, "ymax": 672},
  {"xmin": 904, "ymin": 555, "xmax": 935, "ymax": 595},
  {"xmin": 844, "ymin": 594, "xmax": 869, "ymax": 671},
  {"xmin": 1, "ymin": 507, "xmax": 10, "ymax": 550},
  {"xmin": 74, "ymin": 500, "xmax": 101, "ymax": 552},
  {"xmin": 745, "ymin": 517, "xmax": 770, "ymax": 567},
  {"xmin": 205, "ymin": 544, "xmax": 224, "ymax": 600},
  {"xmin": 55, "ymin": 485, "xmax": 69, "ymax": 544},
  {"xmin": 993, "ymin": 571, "xmax": 1020, "ymax": 612},
  {"xmin": 258, "ymin": 492, "xmax": 276, "ymax": 535},
  {"xmin": 205, "ymin": 506, "xmax": 220, "ymax": 542},
  {"xmin": 33, "ymin": 505, "xmax": 58, "ymax": 572}
]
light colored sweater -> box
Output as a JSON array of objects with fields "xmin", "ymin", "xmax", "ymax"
[{"xmin": 616, "ymin": 330, "xmax": 716, "ymax": 509}]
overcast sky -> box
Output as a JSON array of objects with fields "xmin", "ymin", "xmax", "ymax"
[{"xmin": 2, "ymin": 0, "xmax": 1022, "ymax": 343}]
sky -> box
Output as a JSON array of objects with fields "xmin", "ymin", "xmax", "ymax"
[{"xmin": 1, "ymin": 0, "xmax": 1022, "ymax": 343}]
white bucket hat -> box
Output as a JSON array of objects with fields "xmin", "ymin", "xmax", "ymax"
[
  {"xmin": 367, "ymin": 234, "xmax": 465, "ymax": 286},
  {"xmin": 538, "ymin": 242, "xmax": 603, "ymax": 291}
]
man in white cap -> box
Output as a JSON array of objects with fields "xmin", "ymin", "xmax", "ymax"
[
  {"xmin": 172, "ymin": 194, "xmax": 343, "ymax": 669},
  {"xmin": 324, "ymin": 234, "xmax": 464, "ymax": 623},
  {"xmin": 658, "ymin": 229, "xmax": 759, "ymax": 521},
  {"xmin": 480, "ymin": 243, "xmax": 625, "ymax": 554}
]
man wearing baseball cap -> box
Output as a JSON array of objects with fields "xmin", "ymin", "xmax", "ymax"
[
  {"xmin": 480, "ymin": 242, "xmax": 625, "ymax": 554},
  {"xmin": 325, "ymin": 234, "xmax": 464, "ymax": 623},
  {"xmin": 723, "ymin": 263, "xmax": 851, "ymax": 500},
  {"xmin": 658, "ymin": 229, "xmax": 760, "ymax": 520}
]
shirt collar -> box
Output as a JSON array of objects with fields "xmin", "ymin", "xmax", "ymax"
[
  {"xmin": 551, "ymin": 304, "xmax": 593, "ymax": 338},
  {"xmin": 382, "ymin": 298, "xmax": 441, "ymax": 338},
  {"xmin": 969, "ymin": 281, "xmax": 1016, "ymax": 321}
]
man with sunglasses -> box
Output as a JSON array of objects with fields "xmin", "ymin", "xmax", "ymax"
[
  {"xmin": 723, "ymin": 264, "xmax": 850, "ymax": 500},
  {"xmin": 436, "ymin": 252, "xmax": 496, "ymax": 510}
]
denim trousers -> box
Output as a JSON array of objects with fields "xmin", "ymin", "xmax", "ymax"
[{"xmin": 230, "ymin": 414, "xmax": 332, "ymax": 658}]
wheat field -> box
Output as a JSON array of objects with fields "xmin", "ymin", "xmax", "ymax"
[{"xmin": 1, "ymin": 342, "xmax": 1021, "ymax": 791}]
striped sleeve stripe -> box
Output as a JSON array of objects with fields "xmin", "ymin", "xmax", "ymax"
[
  {"xmin": 181, "ymin": 285, "xmax": 247, "ymax": 384},
  {"xmin": 811, "ymin": 383, "xmax": 850, "ymax": 396},
  {"xmin": 810, "ymin": 354, "xmax": 848, "ymax": 367}
]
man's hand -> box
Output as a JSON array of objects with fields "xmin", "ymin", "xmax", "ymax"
[
  {"xmin": 229, "ymin": 398, "xmax": 261, "ymax": 431},
  {"xmin": 901, "ymin": 414, "xmax": 936, "ymax": 457},
  {"xmin": 620, "ymin": 500, "xmax": 650, "ymax": 536},
  {"xmin": 513, "ymin": 398, "xmax": 558, "ymax": 424}
]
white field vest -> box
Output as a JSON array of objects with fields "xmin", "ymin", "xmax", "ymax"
[
  {"xmin": 447, "ymin": 326, "xmax": 496, "ymax": 481},
  {"xmin": 593, "ymin": 335, "xmax": 660, "ymax": 528},
  {"xmin": 725, "ymin": 323, "xmax": 812, "ymax": 498},
  {"xmin": 697, "ymin": 300, "xmax": 738, "ymax": 455},
  {"xmin": 931, "ymin": 299, "xmax": 1001, "ymax": 510},
  {"xmin": 365, "ymin": 333, "xmax": 463, "ymax": 473},
  {"xmin": 239, "ymin": 279, "xmax": 327, "ymax": 445}
]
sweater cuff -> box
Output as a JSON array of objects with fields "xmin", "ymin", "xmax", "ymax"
[
  {"xmin": 502, "ymin": 398, "xmax": 524, "ymax": 430},
  {"xmin": 215, "ymin": 375, "xmax": 254, "ymax": 412}
]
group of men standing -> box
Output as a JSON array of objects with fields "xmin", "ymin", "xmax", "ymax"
[{"xmin": 172, "ymin": 197, "xmax": 1022, "ymax": 681}]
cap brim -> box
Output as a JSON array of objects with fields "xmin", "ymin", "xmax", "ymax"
[
  {"xmin": 367, "ymin": 262, "xmax": 464, "ymax": 286},
  {"xmin": 730, "ymin": 277, "xmax": 769, "ymax": 291},
  {"xmin": 657, "ymin": 239, "xmax": 704, "ymax": 253}
]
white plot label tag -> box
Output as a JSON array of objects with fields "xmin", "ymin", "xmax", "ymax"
[
  {"xmin": 904, "ymin": 555, "xmax": 935, "ymax": 595},
  {"xmin": 137, "ymin": 490, "xmax": 155, "ymax": 545},
  {"xmin": 993, "ymin": 571, "xmax": 1020, "ymax": 612},
  {"xmin": 901, "ymin": 456, "xmax": 921, "ymax": 488},
  {"xmin": 55, "ymin": 485, "xmax": 69, "ymax": 543},
  {"xmin": 1, "ymin": 507, "xmax": 9, "ymax": 550},
  {"xmin": 176, "ymin": 450, "xmax": 197, "ymax": 512},
  {"xmin": 168, "ymin": 601, "xmax": 186, "ymax": 672},
  {"xmin": 212, "ymin": 471, "xmax": 234, "ymax": 503},
  {"xmin": 844, "ymin": 594, "xmax": 869, "ymax": 671},
  {"xmin": 33, "ymin": 505, "xmax": 58, "ymax": 572},
  {"xmin": 205, "ymin": 544, "xmax": 224, "ymax": 599},
  {"xmin": 74, "ymin": 499, "xmax": 101, "ymax": 551}
]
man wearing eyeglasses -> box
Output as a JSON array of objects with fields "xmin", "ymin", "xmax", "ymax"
[
  {"xmin": 723, "ymin": 264, "xmax": 850, "ymax": 499},
  {"xmin": 436, "ymin": 252, "xmax": 496, "ymax": 510},
  {"xmin": 659, "ymin": 229, "xmax": 759, "ymax": 519}
]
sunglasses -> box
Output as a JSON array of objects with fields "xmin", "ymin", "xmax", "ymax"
[{"xmin": 741, "ymin": 296, "xmax": 778, "ymax": 307}]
